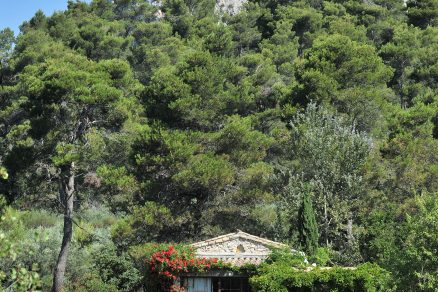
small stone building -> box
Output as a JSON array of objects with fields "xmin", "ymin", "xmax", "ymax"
[{"xmin": 180, "ymin": 230, "xmax": 288, "ymax": 292}]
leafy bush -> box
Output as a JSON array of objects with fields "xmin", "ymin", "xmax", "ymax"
[
  {"xmin": 91, "ymin": 244, "xmax": 142, "ymax": 291},
  {"xmin": 0, "ymin": 206, "xmax": 41, "ymax": 291},
  {"xmin": 309, "ymin": 247, "xmax": 331, "ymax": 267},
  {"xmin": 0, "ymin": 207, "xmax": 124, "ymax": 291},
  {"xmin": 250, "ymin": 251, "xmax": 392, "ymax": 292},
  {"xmin": 21, "ymin": 210, "xmax": 58, "ymax": 229},
  {"xmin": 65, "ymin": 273, "xmax": 118, "ymax": 292}
]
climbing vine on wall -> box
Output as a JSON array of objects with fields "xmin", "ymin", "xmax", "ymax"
[
  {"xmin": 140, "ymin": 245, "xmax": 391, "ymax": 291},
  {"xmin": 143, "ymin": 244, "xmax": 226, "ymax": 291}
]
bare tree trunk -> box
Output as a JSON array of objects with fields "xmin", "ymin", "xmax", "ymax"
[{"xmin": 52, "ymin": 163, "xmax": 75, "ymax": 292}]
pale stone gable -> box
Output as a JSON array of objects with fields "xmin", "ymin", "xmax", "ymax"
[{"xmin": 191, "ymin": 230, "xmax": 288, "ymax": 266}]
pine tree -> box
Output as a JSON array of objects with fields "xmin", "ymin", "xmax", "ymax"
[
  {"xmin": 298, "ymin": 186, "xmax": 319, "ymax": 256},
  {"xmin": 407, "ymin": 0, "xmax": 438, "ymax": 28}
]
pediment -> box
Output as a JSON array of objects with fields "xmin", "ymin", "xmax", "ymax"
[{"xmin": 191, "ymin": 230, "xmax": 288, "ymax": 265}]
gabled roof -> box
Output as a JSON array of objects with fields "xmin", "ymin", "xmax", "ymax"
[
  {"xmin": 191, "ymin": 230, "xmax": 289, "ymax": 266},
  {"xmin": 191, "ymin": 230, "xmax": 288, "ymax": 249}
]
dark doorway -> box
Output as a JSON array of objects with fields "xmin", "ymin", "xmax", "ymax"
[{"xmin": 212, "ymin": 277, "xmax": 251, "ymax": 292}]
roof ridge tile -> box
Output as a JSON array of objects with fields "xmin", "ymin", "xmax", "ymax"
[{"xmin": 191, "ymin": 231, "xmax": 288, "ymax": 248}]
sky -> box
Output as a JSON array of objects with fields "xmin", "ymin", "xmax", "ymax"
[{"xmin": 0, "ymin": 1, "xmax": 88, "ymax": 35}]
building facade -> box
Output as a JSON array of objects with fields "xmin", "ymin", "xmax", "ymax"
[{"xmin": 180, "ymin": 230, "xmax": 288, "ymax": 292}]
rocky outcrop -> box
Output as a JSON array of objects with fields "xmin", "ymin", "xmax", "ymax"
[
  {"xmin": 215, "ymin": 0, "xmax": 247, "ymax": 15},
  {"xmin": 152, "ymin": 0, "xmax": 247, "ymax": 18}
]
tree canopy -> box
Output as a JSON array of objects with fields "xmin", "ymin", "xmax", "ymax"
[{"xmin": 0, "ymin": 0, "xmax": 437, "ymax": 290}]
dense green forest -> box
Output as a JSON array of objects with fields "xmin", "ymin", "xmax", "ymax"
[{"xmin": 0, "ymin": 0, "xmax": 437, "ymax": 290}]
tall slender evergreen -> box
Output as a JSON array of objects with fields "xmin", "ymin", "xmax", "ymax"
[{"xmin": 298, "ymin": 187, "xmax": 319, "ymax": 256}]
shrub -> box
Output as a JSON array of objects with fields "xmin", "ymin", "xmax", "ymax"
[
  {"xmin": 250, "ymin": 254, "xmax": 391, "ymax": 292},
  {"xmin": 65, "ymin": 273, "xmax": 118, "ymax": 292},
  {"xmin": 92, "ymin": 245, "xmax": 142, "ymax": 291},
  {"xmin": 309, "ymin": 247, "xmax": 331, "ymax": 266},
  {"xmin": 21, "ymin": 210, "xmax": 58, "ymax": 228}
]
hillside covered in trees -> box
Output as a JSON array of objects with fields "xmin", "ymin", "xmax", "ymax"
[{"xmin": 0, "ymin": 0, "xmax": 437, "ymax": 290}]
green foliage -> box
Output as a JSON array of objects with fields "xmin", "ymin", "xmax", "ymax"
[
  {"xmin": 298, "ymin": 185, "xmax": 319, "ymax": 256},
  {"xmin": 407, "ymin": 0, "xmax": 438, "ymax": 28},
  {"xmin": 252, "ymin": 263, "xmax": 392, "ymax": 292},
  {"xmin": 111, "ymin": 202, "xmax": 174, "ymax": 248},
  {"xmin": 0, "ymin": 206, "xmax": 128, "ymax": 291},
  {"xmin": 282, "ymin": 104, "xmax": 371, "ymax": 254},
  {"xmin": 250, "ymin": 249, "xmax": 391, "ymax": 292},
  {"xmin": 297, "ymin": 34, "xmax": 394, "ymax": 132},
  {"xmin": 0, "ymin": 0, "xmax": 437, "ymax": 290},
  {"xmin": 0, "ymin": 206, "xmax": 42, "ymax": 291},
  {"xmin": 311, "ymin": 247, "xmax": 331, "ymax": 267},
  {"xmin": 0, "ymin": 28, "xmax": 14, "ymax": 76},
  {"xmin": 0, "ymin": 166, "xmax": 7, "ymax": 179},
  {"xmin": 364, "ymin": 193, "xmax": 438, "ymax": 290},
  {"xmin": 91, "ymin": 244, "xmax": 142, "ymax": 291},
  {"xmin": 67, "ymin": 274, "xmax": 118, "ymax": 292}
]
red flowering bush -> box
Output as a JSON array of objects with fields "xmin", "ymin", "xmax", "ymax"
[{"xmin": 143, "ymin": 244, "xmax": 223, "ymax": 291}]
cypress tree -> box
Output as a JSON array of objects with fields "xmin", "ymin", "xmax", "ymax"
[{"xmin": 298, "ymin": 187, "xmax": 319, "ymax": 256}]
